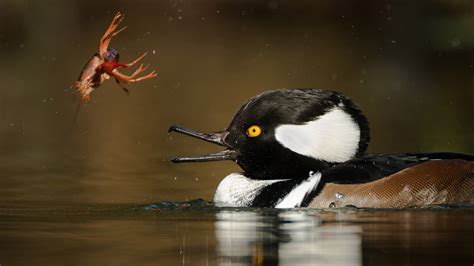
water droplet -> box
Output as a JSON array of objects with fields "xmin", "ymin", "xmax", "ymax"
[
  {"xmin": 335, "ymin": 192, "xmax": 345, "ymax": 199},
  {"xmin": 174, "ymin": 177, "xmax": 178, "ymax": 181},
  {"xmin": 329, "ymin": 202, "xmax": 336, "ymax": 208},
  {"xmin": 152, "ymin": 49, "xmax": 156, "ymax": 55},
  {"xmin": 451, "ymin": 38, "xmax": 461, "ymax": 48}
]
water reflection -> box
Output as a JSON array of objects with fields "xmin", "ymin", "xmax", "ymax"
[
  {"xmin": 215, "ymin": 210, "xmax": 361, "ymax": 265},
  {"xmin": 1, "ymin": 204, "xmax": 474, "ymax": 265}
]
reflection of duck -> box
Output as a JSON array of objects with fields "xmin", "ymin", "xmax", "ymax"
[
  {"xmin": 214, "ymin": 210, "xmax": 362, "ymax": 265},
  {"xmin": 170, "ymin": 89, "xmax": 473, "ymax": 208}
]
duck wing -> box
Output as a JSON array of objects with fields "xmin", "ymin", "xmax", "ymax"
[{"xmin": 322, "ymin": 152, "xmax": 473, "ymax": 184}]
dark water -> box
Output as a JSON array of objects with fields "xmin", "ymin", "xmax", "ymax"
[
  {"xmin": 1, "ymin": 203, "xmax": 473, "ymax": 266},
  {"xmin": 0, "ymin": 1, "xmax": 473, "ymax": 265}
]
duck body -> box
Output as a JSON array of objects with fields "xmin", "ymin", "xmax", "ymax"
[
  {"xmin": 214, "ymin": 153, "xmax": 473, "ymax": 208},
  {"xmin": 310, "ymin": 158, "xmax": 473, "ymax": 208},
  {"xmin": 170, "ymin": 89, "xmax": 473, "ymax": 208}
]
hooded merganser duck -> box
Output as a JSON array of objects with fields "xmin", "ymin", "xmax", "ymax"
[{"xmin": 169, "ymin": 89, "xmax": 473, "ymax": 208}]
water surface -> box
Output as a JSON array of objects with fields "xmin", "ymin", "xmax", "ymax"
[{"xmin": 1, "ymin": 203, "xmax": 473, "ymax": 265}]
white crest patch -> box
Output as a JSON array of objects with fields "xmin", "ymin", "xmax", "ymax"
[
  {"xmin": 275, "ymin": 172, "xmax": 322, "ymax": 208},
  {"xmin": 213, "ymin": 173, "xmax": 287, "ymax": 207},
  {"xmin": 275, "ymin": 107, "xmax": 360, "ymax": 163}
]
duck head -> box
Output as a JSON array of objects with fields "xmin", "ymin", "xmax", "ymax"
[{"xmin": 169, "ymin": 89, "xmax": 370, "ymax": 180}]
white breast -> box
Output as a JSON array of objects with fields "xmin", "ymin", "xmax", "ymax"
[{"xmin": 213, "ymin": 173, "xmax": 286, "ymax": 207}]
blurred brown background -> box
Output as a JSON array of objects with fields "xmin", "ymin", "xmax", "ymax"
[{"xmin": 0, "ymin": 0, "xmax": 472, "ymax": 204}]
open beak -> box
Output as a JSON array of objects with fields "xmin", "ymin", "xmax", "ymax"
[{"xmin": 168, "ymin": 125, "xmax": 238, "ymax": 163}]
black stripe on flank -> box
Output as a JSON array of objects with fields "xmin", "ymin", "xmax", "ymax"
[{"xmin": 250, "ymin": 178, "xmax": 304, "ymax": 208}]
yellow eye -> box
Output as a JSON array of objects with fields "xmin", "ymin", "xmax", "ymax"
[{"xmin": 246, "ymin": 125, "xmax": 262, "ymax": 138}]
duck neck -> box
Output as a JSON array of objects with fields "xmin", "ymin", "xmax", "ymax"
[{"xmin": 237, "ymin": 155, "xmax": 334, "ymax": 180}]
